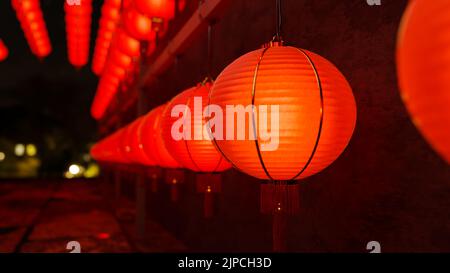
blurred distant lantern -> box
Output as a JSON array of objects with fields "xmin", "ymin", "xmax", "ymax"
[
  {"xmin": 115, "ymin": 29, "xmax": 141, "ymax": 57},
  {"xmin": 91, "ymin": 29, "xmax": 141, "ymax": 120},
  {"xmin": 122, "ymin": 117, "xmax": 154, "ymax": 166},
  {"xmin": 134, "ymin": 0, "xmax": 186, "ymax": 31},
  {"xmin": 397, "ymin": 0, "xmax": 450, "ymax": 164},
  {"xmin": 64, "ymin": 0, "xmax": 93, "ymax": 68},
  {"xmin": 162, "ymin": 82, "xmax": 232, "ymax": 217},
  {"xmin": 92, "ymin": 0, "xmax": 123, "ymax": 75},
  {"xmin": 0, "ymin": 39, "xmax": 8, "ymax": 61},
  {"xmin": 11, "ymin": 0, "xmax": 52, "ymax": 58},
  {"xmin": 141, "ymin": 105, "xmax": 184, "ymax": 201},
  {"xmin": 91, "ymin": 129, "xmax": 130, "ymax": 164},
  {"xmin": 209, "ymin": 40, "xmax": 357, "ymax": 250},
  {"xmin": 122, "ymin": 117, "xmax": 162, "ymax": 191},
  {"xmin": 123, "ymin": 8, "xmax": 153, "ymax": 41}
]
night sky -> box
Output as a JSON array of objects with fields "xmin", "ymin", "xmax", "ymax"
[{"xmin": 0, "ymin": 1, "xmax": 103, "ymax": 174}]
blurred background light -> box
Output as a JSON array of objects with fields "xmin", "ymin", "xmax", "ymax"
[
  {"xmin": 69, "ymin": 164, "xmax": 81, "ymax": 175},
  {"xmin": 83, "ymin": 163, "xmax": 99, "ymax": 178},
  {"xmin": 0, "ymin": 152, "xmax": 5, "ymax": 161},
  {"xmin": 26, "ymin": 143, "xmax": 37, "ymax": 157},
  {"xmin": 14, "ymin": 143, "xmax": 25, "ymax": 157}
]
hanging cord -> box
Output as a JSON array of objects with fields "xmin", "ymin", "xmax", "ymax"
[
  {"xmin": 274, "ymin": 0, "xmax": 283, "ymax": 43},
  {"xmin": 206, "ymin": 23, "xmax": 214, "ymax": 82}
]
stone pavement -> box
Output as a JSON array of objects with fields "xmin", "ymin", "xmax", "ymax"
[{"xmin": 0, "ymin": 179, "xmax": 186, "ymax": 253}]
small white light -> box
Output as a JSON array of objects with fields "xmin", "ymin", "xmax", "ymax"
[{"xmin": 69, "ymin": 164, "xmax": 81, "ymax": 175}]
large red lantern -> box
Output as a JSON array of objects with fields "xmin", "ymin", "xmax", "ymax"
[
  {"xmin": 162, "ymin": 82, "xmax": 232, "ymax": 172},
  {"xmin": 209, "ymin": 42, "xmax": 357, "ymax": 181},
  {"xmin": 397, "ymin": 0, "xmax": 450, "ymax": 164},
  {"xmin": 210, "ymin": 41, "xmax": 356, "ymax": 250},
  {"xmin": 0, "ymin": 39, "xmax": 8, "ymax": 62}
]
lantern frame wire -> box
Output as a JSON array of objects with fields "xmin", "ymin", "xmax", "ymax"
[{"xmin": 290, "ymin": 48, "xmax": 324, "ymax": 180}]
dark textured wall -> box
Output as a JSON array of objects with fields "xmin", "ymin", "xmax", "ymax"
[{"xmin": 117, "ymin": 0, "xmax": 450, "ymax": 252}]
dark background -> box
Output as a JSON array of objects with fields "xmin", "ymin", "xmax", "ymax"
[
  {"xmin": 0, "ymin": 0, "xmax": 101, "ymax": 177},
  {"xmin": 1, "ymin": 0, "xmax": 449, "ymax": 252}
]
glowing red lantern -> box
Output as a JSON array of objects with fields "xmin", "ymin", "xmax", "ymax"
[
  {"xmin": 397, "ymin": 0, "xmax": 450, "ymax": 164},
  {"xmin": 92, "ymin": 0, "xmax": 123, "ymax": 75},
  {"xmin": 209, "ymin": 42, "xmax": 357, "ymax": 181},
  {"xmin": 0, "ymin": 39, "xmax": 8, "ymax": 61},
  {"xmin": 123, "ymin": 117, "xmax": 155, "ymax": 166},
  {"xmin": 142, "ymin": 104, "xmax": 183, "ymax": 202},
  {"xmin": 134, "ymin": 0, "xmax": 185, "ymax": 21},
  {"xmin": 91, "ymin": 129, "xmax": 130, "ymax": 164},
  {"xmin": 141, "ymin": 105, "xmax": 180, "ymax": 168},
  {"xmin": 162, "ymin": 82, "xmax": 231, "ymax": 172},
  {"xmin": 12, "ymin": 0, "xmax": 52, "ymax": 58},
  {"xmin": 115, "ymin": 29, "xmax": 141, "ymax": 57},
  {"xmin": 64, "ymin": 0, "xmax": 93, "ymax": 68},
  {"xmin": 122, "ymin": 7, "xmax": 153, "ymax": 41}
]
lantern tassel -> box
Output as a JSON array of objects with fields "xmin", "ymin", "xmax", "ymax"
[
  {"xmin": 204, "ymin": 188, "xmax": 214, "ymax": 218},
  {"xmin": 170, "ymin": 181, "xmax": 178, "ymax": 202},
  {"xmin": 151, "ymin": 174, "xmax": 158, "ymax": 193},
  {"xmin": 260, "ymin": 182, "xmax": 300, "ymax": 252}
]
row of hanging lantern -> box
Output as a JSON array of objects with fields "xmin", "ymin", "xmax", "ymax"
[
  {"xmin": 64, "ymin": 0, "xmax": 93, "ymax": 68},
  {"xmin": 91, "ymin": 0, "xmax": 358, "ymax": 250},
  {"xmin": 0, "ymin": 39, "xmax": 8, "ymax": 62},
  {"xmin": 91, "ymin": 0, "xmax": 450, "ymax": 251},
  {"xmin": 90, "ymin": 0, "xmax": 184, "ymax": 120},
  {"xmin": 11, "ymin": 0, "xmax": 52, "ymax": 58},
  {"xmin": 91, "ymin": 0, "xmax": 122, "ymax": 75}
]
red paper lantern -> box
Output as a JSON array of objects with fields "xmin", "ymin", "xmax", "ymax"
[
  {"xmin": 64, "ymin": 0, "xmax": 93, "ymax": 67},
  {"xmin": 209, "ymin": 42, "xmax": 357, "ymax": 181},
  {"xmin": 397, "ymin": 0, "xmax": 450, "ymax": 164},
  {"xmin": 12, "ymin": 0, "xmax": 52, "ymax": 58},
  {"xmin": 134, "ymin": 0, "xmax": 185, "ymax": 21},
  {"xmin": 123, "ymin": 117, "xmax": 155, "ymax": 166},
  {"xmin": 115, "ymin": 29, "xmax": 141, "ymax": 57},
  {"xmin": 122, "ymin": 7, "xmax": 153, "ymax": 41},
  {"xmin": 92, "ymin": 0, "xmax": 122, "ymax": 75},
  {"xmin": 0, "ymin": 39, "xmax": 8, "ymax": 62},
  {"xmin": 161, "ymin": 82, "xmax": 232, "ymax": 172},
  {"xmin": 141, "ymin": 105, "xmax": 181, "ymax": 168},
  {"xmin": 91, "ymin": 129, "xmax": 129, "ymax": 164}
]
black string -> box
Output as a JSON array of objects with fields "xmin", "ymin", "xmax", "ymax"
[
  {"xmin": 207, "ymin": 24, "xmax": 213, "ymax": 79},
  {"xmin": 275, "ymin": 0, "xmax": 283, "ymax": 42}
]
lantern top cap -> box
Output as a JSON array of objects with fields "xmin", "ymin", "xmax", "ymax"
[{"xmin": 263, "ymin": 40, "xmax": 284, "ymax": 49}]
